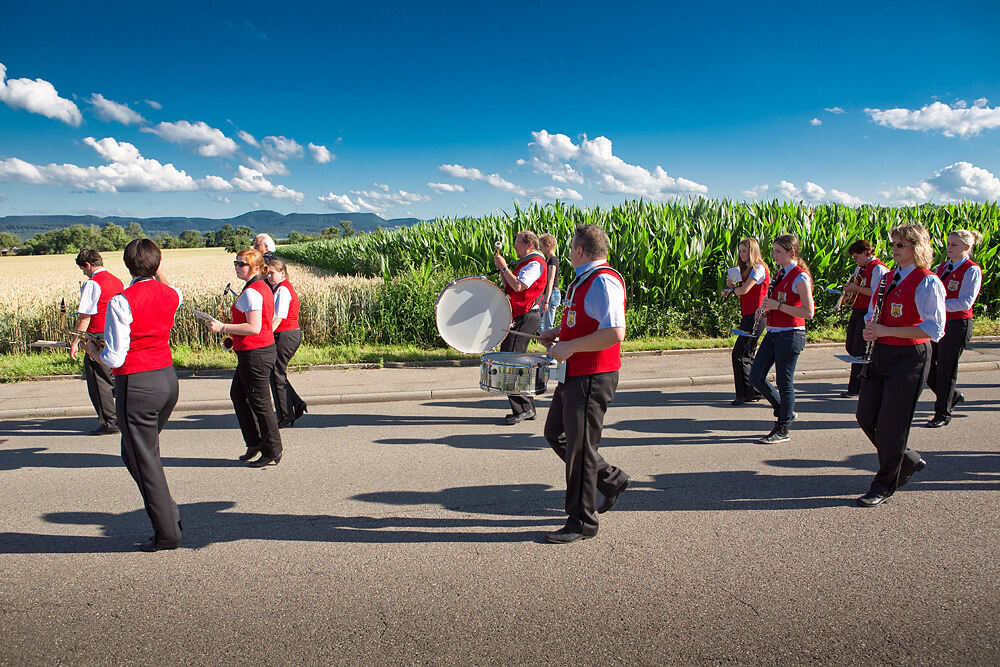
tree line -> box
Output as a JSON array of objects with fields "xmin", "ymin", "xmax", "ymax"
[{"xmin": 0, "ymin": 219, "xmax": 357, "ymax": 255}]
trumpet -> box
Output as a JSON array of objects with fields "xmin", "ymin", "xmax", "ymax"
[{"xmin": 834, "ymin": 272, "xmax": 862, "ymax": 312}]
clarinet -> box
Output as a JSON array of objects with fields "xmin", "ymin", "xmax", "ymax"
[
  {"xmin": 859, "ymin": 271, "xmax": 891, "ymax": 375},
  {"xmin": 751, "ymin": 268, "xmax": 784, "ymax": 336}
]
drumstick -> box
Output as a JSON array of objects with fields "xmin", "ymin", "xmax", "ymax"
[
  {"xmin": 506, "ymin": 329, "xmax": 539, "ymax": 340},
  {"xmin": 494, "ymin": 241, "xmax": 503, "ymax": 251}
]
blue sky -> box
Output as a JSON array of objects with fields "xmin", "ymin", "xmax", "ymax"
[{"xmin": 1, "ymin": 0, "xmax": 998, "ymax": 222}]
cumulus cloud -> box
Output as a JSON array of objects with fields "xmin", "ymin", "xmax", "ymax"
[
  {"xmin": 308, "ymin": 142, "xmax": 333, "ymax": 163},
  {"xmin": 319, "ymin": 187, "xmax": 430, "ymax": 216},
  {"xmin": 427, "ymin": 182, "xmax": 466, "ymax": 193},
  {"xmin": 245, "ymin": 156, "xmax": 288, "ymax": 176},
  {"xmin": 262, "ymin": 135, "xmax": 303, "ymax": 160},
  {"xmin": 142, "ymin": 120, "xmax": 238, "ymax": 157},
  {"xmin": 231, "ymin": 165, "xmax": 303, "ymax": 203},
  {"xmin": 0, "ymin": 136, "xmax": 233, "ymax": 193},
  {"xmin": 810, "ymin": 118, "xmax": 822, "ymax": 126},
  {"xmin": 825, "ymin": 107, "xmax": 846, "ymax": 114},
  {"xmin": 525, "ymin": 130, "xmax": 707, "ymax": 199},
  {"xmin": 532, "ymin": 185, "xmax": 583, "ymax": 202},
  {"xmin": 145, "ymin": 99, "xmax": 163, "ymax": 110},
  {"xmin": 884, "ymin": 161, "xmax": 1000, "ymax": 204},
  {"xmin": 742, "ymin": 180, "xmax": 863, "ymax": 206},
  {"xmin": 0, "ymin": 62, "xmax": 82, "ymax": 126},
  {"xmin": 866, "ymin": 99, "xmax": 1000, "ymax": 138},
  {"xmin": 439, "ymin": 164, "xmax": 526, "ymax": 195},
  {"xmin": 88, "ymin": 93, "xmax": 145, "ymax": 125},
  {"xmin": 237, "ymin": 130, "xmax": 259, "ymax": 147}
]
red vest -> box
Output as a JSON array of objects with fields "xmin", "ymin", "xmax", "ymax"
[
  {"xmin": 273, "ymin": 280, "xmax": 300, "ymax": 332},
  {"xmin": 739, "ymin": 264, "xmax": 770, "ymax": 316},
  {"xmin": 231, "ymin": 278, "xmax": 276, "ymax": 351},
  {"xmin": 766, "ymin": 265, "xmax": 806, "ymax": 328},
  {"xmin": 114, "ymin": 280, "xmax": 178, "ymax": 376},
  {"xmin": 936, "ymin": 258, "xmax": 978, "ymax": 321},
  {"xmin": 853, "ymin": 258, "xmax": 886, "ymax": 311},
  {"xmin": 560, "ymin": 265, "xmax": 626, "ymax": 377},
  {"xmin": 86, "ymin": 269, "xmax": 124, "ymax": 334},
  {"xmin": 877, "ymin": 268, "xmax": 932, "ymax": 346},
  {"xmin": 506, "ymin": 253, "xmax": 547, "ymax": 318}
]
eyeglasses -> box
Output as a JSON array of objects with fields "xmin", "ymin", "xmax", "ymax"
[
  {"xmin": 891, "ymin": 242, "xmax": 910, "ymax": 249},
  {"xmin": 233, "ymin": 260, "xmax": 250, "ymax": 268}
]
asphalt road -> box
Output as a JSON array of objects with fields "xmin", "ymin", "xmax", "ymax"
[{"xmin": 1, "ymin": 371, "xmax": 998, "ymax": 665}]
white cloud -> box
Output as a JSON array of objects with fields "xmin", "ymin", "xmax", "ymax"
[
  {"xmin": 866, "ymin": 99, "xmax": 1000, "ymax": 138},
  {"xmin": 237, "ymin": 130, "xmax": 259, "ymax": 147},
  {"xmin": 885, "ymin": 162, "xmax": 1000, "ymax": 204},
  {"xmin": 231, "ymin": 165, "xmax": 303, "ymax": 203},
  {"xmin": 262, "ymin": 135, "xmax": 303, "ymax": 159},
  {"xmin": 142, "ymin": 120, "xmax": 238, "ymax": 157},
  {"xmin": 0, "ymin": 136, "xmax": 231, "ymax": 194},
  {"xmin": 209, "ymin": 193, "xmax": 231, "ymax": 204},
  {"xmin": 810, "ymin": 118, "xmax": 822, "ymax": 126},
  {"xmin": 427, "ymin": 182, "xmax": 466, "ymax": 193},
  {"xmin": 825, "ymin": 107, "xmax": 846, "ymax": 114},
  {"xmin": 245, "ymin": 156, "xmax": 288, "ymax": 176},
  {"xmin": 318, "ymin": 193, "xmax": 364, "ymax": 213},
  {"xmin": 532, "ymin": 185, "xmax": 583, "ymax": 201},
  {"xmin": 319, "ymin": 187, "xmax": 430, "ymax": 216},
  {"xmin": 0, "ymin": 62, "xmax": 82, "ymax": 126},
  {"xmin": 88, "ymin": 93, "xmax": 145, "ymax": 125},
  {"xmin": 525, "ymin": 130, "xmax": 707, "ymax": 199},
  {"xmin": 742, "ymin": 180, "xmax": 862, "ymax": 206},
  {"xmin": 145, "ymin": 99, "xmax": 163, "ymax": 110},
  {"xmin": 439, "ymin": 164, "xmax": 526, "ymax": 195},
  {"xmin": 308, "ymin": 142, "xmax": 333, "ymax": 163}
]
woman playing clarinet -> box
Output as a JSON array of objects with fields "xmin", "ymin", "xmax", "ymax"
[
  {"xmin": 924, "ymin": 229, "xmax": 983, "ymax": 428},
  {"xmin": 748, "ymin": 234, "xmax": 815, "ymax": 443},
  {"xmin": 840, "ymin": 240, "xmax": 888, "ymax": 398},
  {"xmin": 855, "ymin": 224, "xmax": 945, "ymax": 507},
  {"xmin": 722, "ymin": 238, "xmax": 768, "ymax": 405},
  {"xmin": 205, "ymin": 249, "xmax": 283, "ymax": 466}
]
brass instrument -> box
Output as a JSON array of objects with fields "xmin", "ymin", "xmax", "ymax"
[
  {"xmin": 29, "ymin": 298, "xmax": 105, "ymax": 350},
  {"xmin": 834, "ymin": 272, "xmax": 862, "ymax": 312},
  {"xmin": 217, "ymin": 282, "xmax": 239, "ymax": 352}
]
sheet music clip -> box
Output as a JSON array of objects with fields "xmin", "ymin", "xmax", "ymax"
[
  {"xmin": 730, "ymin": 328, "xmax": 757, "ymax": 338},
  {"xmin": 834, "ymin": 354, "xmax": 867, "ymax": 365}
]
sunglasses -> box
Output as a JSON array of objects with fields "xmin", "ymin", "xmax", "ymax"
[{"xmin": 233, "ymin": 260, "xmax": 250, "ymax": 267}]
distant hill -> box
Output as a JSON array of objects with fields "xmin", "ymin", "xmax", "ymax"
[{"xmin": 0, "ymin": 210, "xmax": 423, "ymax": 241}]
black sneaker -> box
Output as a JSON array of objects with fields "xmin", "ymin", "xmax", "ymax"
[{"xmin": 758, "ymin": 425, "xmax": 790, "ymax": 444}]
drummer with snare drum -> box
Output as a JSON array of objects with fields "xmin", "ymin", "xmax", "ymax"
[
  {"xmin": 494, "ymin": 231, "xmax": 548, "ymax": 425},
  {"xmin": 539, "ymin": 224, "xmax": 630, "ymax": 544}
]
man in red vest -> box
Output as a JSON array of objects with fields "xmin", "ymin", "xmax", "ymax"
[
  {"xmin": 493, "ymin": 230, "xmax": 548, "ymax": 425},
  {"xmin": 539, "ymin": 225, "xmax": 630, "ymax": 544},
  {"xmin": 71, "ymin": 250, "xmax": 124, "ymax": 435}
]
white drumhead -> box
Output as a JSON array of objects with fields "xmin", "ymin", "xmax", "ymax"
[{"xmin": 435, "ymin": 277, "xmax": 511, "ymax": 353}]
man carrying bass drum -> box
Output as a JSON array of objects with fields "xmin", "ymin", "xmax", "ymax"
[
  {"xmin": 493, "ymin": 230, "xmax": 547, "ymax": 425},
  {"xmin": 540, "ymin": 224, "xmax": 630, "ymax": 544}
]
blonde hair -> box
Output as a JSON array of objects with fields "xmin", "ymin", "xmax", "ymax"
[
  {"xmin": 237, "ymin": 248, "xmax": 269, "ymax": 278},
  {"xmin": 539, "ymin": 233, "xmax": 557, "ymax": 252},
  {"xmin": 890, "ymin": 224, "xmax": 933, "ymax": 269},
  {"xmin": 738, "ymin": 238, "xmax": 765, "ymax": 281},
  {"xmin": 950, "ymin": 229, "xmax": 984, "ymax": 256}
]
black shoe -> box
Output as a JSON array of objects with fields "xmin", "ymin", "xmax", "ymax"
[
  {"xmin": 545, "ymin": 527, "xmax": 594, "ymax": 544},
  {"xmin": 248, "ymin": 453, "xmax": 282, "ymax": 468},
  {"xmin": 899, "ymin": 458, "xmax": 926, "ymax": 488},
  {"xmin": 758, "ymin": 425, "xmax": 790, "ymax": 444},
  {"xmin": 857, "ymin": 491, "xmax": 891, "ymax": 507},
  {"xmin": 238, "ymin": 447, "xmax": 262, "ymax": 462},
  {"xmin": 950, "ymin": 392, "xmax": 965, "ymax": 410},
  {"xmin": 277, "ymin": 419, "xmax": 294, "ymax": 428},
  {"xmin": 924, "ymin": 416, "xmax": 950, "ymax": 428},
  {"xmin": 746, "ymin": 394, "xmax": 762, "ymax": 403},
  {"xmin": 730, "ymin": 398, "xmax": 746, "ymax": 406},
  {"xmin": 88, "ymin": 424, "xmax": 119, "ymax": 435},
  {"xmin": 137, "ymin": 537, "xmax": 180, "ymax": 552},
  {"xmin": 841, "ymin": 391, "xmax": 859, "ymax": 398},
  {"xmin": 504, "ymin": 410, "xmax": 536, "ymax": 425},
  {"xmin": 597, "ymin": 477, "xmax": 630, "ymax": 514}
]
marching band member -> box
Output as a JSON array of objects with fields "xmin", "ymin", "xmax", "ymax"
[
  {"xmin": 540, "ymin": 224, "xmax": 629, "ymax": 544},
  {"xmin": 84, "ymin": 239, "xmax": 183, "ymax": 551},
  {"xmin": 494, "ymin": 230, "xmax": 548, "ymax": 425},
  {"xmin": 266, "ymin": 258, "xmax": 308, "ymax": 428},
  {"xmin": 72, "ymin": 250, "xmax": 124, "ymax": 435},
  {"xmin": 840, "ymin": 240, "xmax": 888, "ymax": 398},
  {"xmin": 205, "ymin": 249, "xmax": 283, "ymax": 467},
  {"xmin": 749, "ymin": 234, "xmax": 815, "ymax": 444},
  {"xmin": 856, "ymin": 224, "xmax": 945, "ymax": 507},
  {"xmin": 538, "ymin": 233, "xmax": 562, "ymax": 333},
  {"xmin": 925, "ymin": 229, "xmax": 983, "ymax": 427},
  {"xmin": 722, "ymin": 238, "xmax": 769, "ymax": 405}
]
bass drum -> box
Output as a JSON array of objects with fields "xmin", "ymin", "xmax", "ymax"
[{"xmin": 434, "ymin": 276, "xmax": 512, "ymax": 354}]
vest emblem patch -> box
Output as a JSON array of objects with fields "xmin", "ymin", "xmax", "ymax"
[
  {"xmin": 948, "ymin": 279, "xmax": 959, "ymax": 292},
  {"xmin": 890, "ymin": 303, "xmax": 903, "ymax": 318},
  {"xmin": 777, "ymin": 291, "xmax": 787, "ymax": 303},
  {"xmin": 566, "ymin": 310, "xmax": 576, "ymax": 328}
]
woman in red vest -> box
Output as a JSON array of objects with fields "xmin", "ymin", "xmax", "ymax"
[
  {"xmin": 722, "ymin": 238, "xmax": 768, "ymax": 405},
  {"xmin": 856, "ymin": 224, "xmax": 946, "ymax": 507},
  {"xmin": 748, "ymin": 234, "xmax": 815, "ymax": 444},
  {"xmin": 266, "ymin": 258, "xmax": 308, "ymax": 428},
  {"xmin": 840, "ymin": 240, "xmax": 888, "ymax": 398},
  {"xmin": 925, "ymin": 229, "xmax": 983, "ymax": 427},
  {"xmin": 206, "ymin": 249, "xmax": 283, "ymax": 467},
  {"xmin": 84, "ymin": 238, "xmax": 183, "ymax": 551}
]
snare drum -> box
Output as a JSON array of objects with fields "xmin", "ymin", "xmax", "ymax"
[{"xmin": 480, "ymin": 352, "xmax": 551, "ymax": 396}]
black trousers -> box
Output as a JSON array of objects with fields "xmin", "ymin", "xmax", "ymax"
[
  {"xmin": 270, "ymin": 329, "xmax": 306, "ymax": 423},
  {"xmin": 84, "ymin": 353, "xmax": 116, "ymax": 428},
  {"xmin": 731, "ymin": 314, "xmax": 761, "ymax": 400},
  {"xmin": 544, "ymin": 371, "xmax": 628, "ymax": 536},
  {"xmin": 116, "ymin": 365, "xmax": 181, "ymax": 547},
  {"xmin": 927, "ymin": 318, "xmax": 973, "ymax": 419},
  {"xmin": 844, "ymin": 308, "xmax": 867, "ymax": 394},
  {"xmin": 500, "ymin": 310, "xmax": 540, "ymax": 416},
  {"xmin": 856, "ymin": 342, "xmax": 930, "ymax": 495},
  {"xmin": 231, "ymin": 345, "xmax": 282, "ymax": 457}
]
